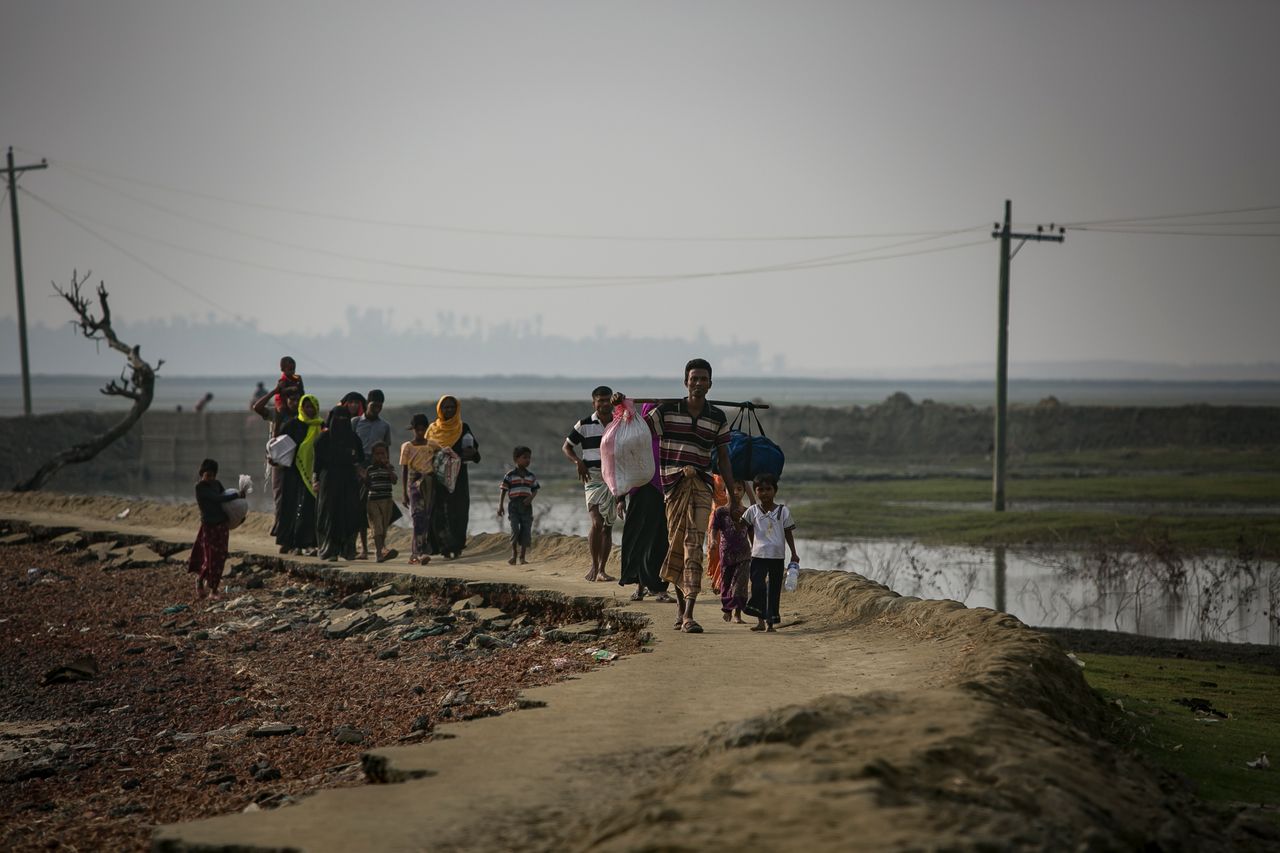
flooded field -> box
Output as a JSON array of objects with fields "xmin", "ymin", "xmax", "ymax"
[
  {"xmin": 463, "ymin": 493, "xmax": 1280, "ymax": 647},
  {"xmin": 22, "ymin": 482, "xmax": 1278, "ymax": 647}
]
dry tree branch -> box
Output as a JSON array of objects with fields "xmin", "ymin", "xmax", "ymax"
[{"xmin": 13, "ymin": 271, "xmax": 163, "ymax": 491}]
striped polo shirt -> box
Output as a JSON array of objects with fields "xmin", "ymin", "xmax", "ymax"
[
  {"xmin": 500, "ymin": 468, "xmax": 540, "ymax": 501},
  {"xmin": 566, "ymin": 413, "xmax": 608, "ymax": 469},
  {"xmin": 645, "ymin": 400, "xmax": 730, "ymax": 494}
]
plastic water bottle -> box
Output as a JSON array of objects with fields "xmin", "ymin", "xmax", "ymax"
[{"xmin": 784, "ymin": 561, "xmax": 800, "ymax": 592}]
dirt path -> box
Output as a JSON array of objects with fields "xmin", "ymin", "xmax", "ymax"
[{"xmin": 0, "ymin": 492, "xmax": 1266, "ymax": 851}]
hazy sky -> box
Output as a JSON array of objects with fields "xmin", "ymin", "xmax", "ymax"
[{"xmin": 2, "ymin": 1, "xmax": 1278, "ymax": 377}]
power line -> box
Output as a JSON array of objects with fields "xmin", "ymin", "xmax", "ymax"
[
  {"xmin": 58, "ymin": 165, "xmax": 983, "ymax": 282},
  {"xmin": 19, "ymin": 188, "xmax": 335, "ymax": 371},
  {"xmin": 1065, "ymin": 204, "xmax": 1280, "ymax": 228},
  {"xmin": 1070, "ymin": 226, "xmax": 1280, "ymax": 237},
  {"xmin": 24, "ymin": 188, "xmax": 988, "ymax": 290},
  {"xmin": 50, "ymin": 157, "xmax": 965, "ymax": 244}
]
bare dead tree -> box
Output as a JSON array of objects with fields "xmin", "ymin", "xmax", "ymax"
[{"xmin": 13, "ymin": 271, "xmax": 163, "ymax": 491}]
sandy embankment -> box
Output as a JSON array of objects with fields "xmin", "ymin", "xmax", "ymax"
[{"xmin": 0, "ymin": 491, "xmax": 1264, "ymax": 852}]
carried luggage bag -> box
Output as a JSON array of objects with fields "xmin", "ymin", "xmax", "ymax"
[
  {"xmin": 434, "ymin": 447, "xmax": 463, "ymax": 493},
  {"xmin": 723, "ymin": 407, "xmax": 785, "ymax": 482},
  {"xmin": 266, "ymin": 434, "xmax": 297, "ymax": 467}
]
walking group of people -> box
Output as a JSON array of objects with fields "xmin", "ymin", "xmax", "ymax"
[
  {"xmin": 188, "ymin": 356, "xmax": 798, "ymax": 631},
  {"xmin": 507, "ymin": 358, "xmax": 801, "ymax": 634}
]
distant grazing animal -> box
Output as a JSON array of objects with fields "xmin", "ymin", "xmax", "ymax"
[{"xmin": 800, "ymin": 436, "xmax": 833, "ymax": 453}]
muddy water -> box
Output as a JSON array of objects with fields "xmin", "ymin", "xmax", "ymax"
[
  {"xmin": 462, "ymin": 495, "xmax": 1280, "ymax": 647},
  {"xmin": 69, "ymin": 485, "xmax": 1280, "ymax": 646}
]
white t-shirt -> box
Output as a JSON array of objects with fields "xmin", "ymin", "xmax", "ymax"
[{"xmin": 742, "ymin": 503, "xmax": 794, "ymax": 559}]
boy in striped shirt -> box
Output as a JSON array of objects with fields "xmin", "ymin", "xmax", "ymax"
[{"xmin": 498, "ymin": 446, "xmax": 540, "ymax": 565}]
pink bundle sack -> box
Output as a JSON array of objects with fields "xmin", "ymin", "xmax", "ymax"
[{"xmin": 601, "ymin": 399, "xmax": 655, "ymax": 497}]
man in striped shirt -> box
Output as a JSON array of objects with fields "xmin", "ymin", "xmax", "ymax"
[
  {"xmin": 562, "ymin": 386, "xmax": 616, "ymax": 582},
  {"xmin": 615, "ymin": 359, "xmax": 737, "ymax": 634}
]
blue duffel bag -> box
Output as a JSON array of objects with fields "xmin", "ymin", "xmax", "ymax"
[{"xmin": 721, "ymin": 407, "xmax": 784, "ymax": 481}]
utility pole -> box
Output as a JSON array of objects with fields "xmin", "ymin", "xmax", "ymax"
[
  {"xmin": 991, "ymin": 200, "xmax": 1063, "ymax": 511},
  {"xmin": 6, "ymin": 147, "xmax": 47, "ymax": 417}
]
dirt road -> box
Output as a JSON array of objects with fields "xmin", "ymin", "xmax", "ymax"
[{"xmin": 0, "ymin": 491, "xmax": 1264, "ymax": 852}]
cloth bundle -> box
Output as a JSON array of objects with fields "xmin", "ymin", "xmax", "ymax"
[{"xmin": 221, "ymin": 474, "xmax": 254, "ymax": 530}]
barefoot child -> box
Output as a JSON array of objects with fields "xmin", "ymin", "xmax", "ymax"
[
  {"xmin": 401, "ymin": 413, "xmax": 438, "ymax": 565},
  {"xmin": 365, "ymin": 442, "xmax": 400, "ymax": 563},
  {"xmin": 497, "ymin": 446, "xmax": 540, "ymax": 565},
  {"xmin": 189, "ymin": 458, "xmax": 243, "ymax": 600},
  {"xmin": 709, "ymin": 480, "xmax": 751, "ymax": 623},
  {"xmin": 742, "ymin": 472, "xmax": 799, "ymax": 632}
]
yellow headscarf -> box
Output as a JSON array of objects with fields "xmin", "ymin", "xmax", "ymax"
[
  {"xmin": 293, "ymin": 393, "xmax": 324, "ymax": 496},
  {"xmin": 427, "ymin": 395, "xmax": 463, "ymax": 448}
]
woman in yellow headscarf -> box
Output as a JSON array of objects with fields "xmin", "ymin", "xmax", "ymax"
[
  {"xmin": 274, "ymin": 393, "xmax": 324, "ymax": 554},
  {"xmin": 427, "ymin": 395, "xmax": 480, "ymax": 559}
]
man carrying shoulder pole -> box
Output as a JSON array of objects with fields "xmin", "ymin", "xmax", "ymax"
[{"xmin": 613, "ymin": 358, "xmax": 736, "ymax": 634}]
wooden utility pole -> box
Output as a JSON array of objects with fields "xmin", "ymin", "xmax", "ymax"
[
  {"xmin": 5, "ymin": 147, "xmax": 48, "ymax": 416},
  {"xmin": 991, "ymin": 200, "xmax": 1063, "ymax": 511}
]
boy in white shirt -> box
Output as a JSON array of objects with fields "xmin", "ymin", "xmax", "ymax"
[{"xmin": 741, "ymin": 472, "xmax": 799, "ymax": 632}]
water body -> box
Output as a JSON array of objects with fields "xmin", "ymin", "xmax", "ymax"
[
  {"xmin": 461, "ymin": 495, "xmax": 1279, "ymax": 647},
  {"xmin": 6, "ymin": 374, "xmax": 1280, "ymax": 416},
  {"xmin": 68, "ymin": 480, "xmax": 1278, "ymax": 645}
]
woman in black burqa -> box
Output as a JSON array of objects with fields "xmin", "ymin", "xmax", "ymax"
[{"xmin": 314, "ymin": 405, "xmax": 366, "ymax": 561}]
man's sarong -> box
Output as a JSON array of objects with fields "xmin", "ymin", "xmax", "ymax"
[
  {"xmin": 583, "ymin": 470, "xmax": 618, "ymax": 526},
  {"xmin": 659, "ymin": 475, "xmax": 713, "ymax": 597}
]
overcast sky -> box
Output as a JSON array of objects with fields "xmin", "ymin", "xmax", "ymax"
[{"xmin": 2, "ymin": 1, "xmax": 1278, "ymax": 377}]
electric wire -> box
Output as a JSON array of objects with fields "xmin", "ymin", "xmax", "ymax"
[
  {"xmin": 19, "ymin": 188, "xmax": 335, "ymax": 371},
  {"xmin": 1070, "ymin": 226, "xmax": 1280, "ymax": 237},
  {"xmin": 24, "ymin": 187, "xmax": 988, "ymax": 290},
  {"xmin": 54, "ymin": 164, "xmax": 984, "ymax": 281},
  {"xmin": 49, "ymin": 157, "xmax": 968, "ymax": 243},
  {"xmin": 1064, "ymin": 204, "xmax": 1280, "ymax": 228}
]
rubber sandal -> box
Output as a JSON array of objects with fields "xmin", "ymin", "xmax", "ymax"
[
  {"xmin": 681, "ymin": 621, "xmax": 704, "ymax": 634},
  {"xmin": 629, "ymin": 590, "xmax": 646, "ymax": 601}
]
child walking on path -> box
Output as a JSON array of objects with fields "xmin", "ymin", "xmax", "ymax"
[
  {"xmin": 742, "ymin": 472, "xmax": 799, "ymax": 632},
  {"xmin": 497, "ymin": 446, "xmax": 540, "ymax": 565},
  {"xmin": 709, "ymin": 479, "xmax": 751, "ymax": 622},
  {"xmin": 189, "ymin": 458, "xmax": 243, "ymax": 600},
  {"xmin": 401, "ymin": 413, "xmax": 439, "ymax": 565},
  {"xmin": 365, "ymin": 442, "xmax": 399, "ymax": 563}
]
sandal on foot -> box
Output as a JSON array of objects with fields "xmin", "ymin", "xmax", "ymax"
[
  {"xmin": 674, "ymin": 619, "xmax": 684, "ymax": 630},
  {"xmin": 681, "ymin": 620, "xmax": 704, "ymax": 634},
  {"xmin": 629, "ymin": 589, "xmax": 646, "ymax": 602},
  {"xmin": 653, "ymin": 592, "xmax": 675, "ymax": 603}
]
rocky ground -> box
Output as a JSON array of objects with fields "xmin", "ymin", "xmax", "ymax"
[{"xmin": 0, "ymin": 536, "xmax": 640, "ymax": 852}]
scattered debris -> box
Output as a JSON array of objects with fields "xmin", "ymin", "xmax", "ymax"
[
  {"xmin": 1246, "ymin": 753, "xmax": 1270, "ymax": 770},
  {"xmin": 42, "ymin": 655, "xmax": 101, "ymax": 685}
]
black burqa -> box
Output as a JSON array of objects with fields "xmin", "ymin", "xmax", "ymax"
[{"xmin": 314, "ymin": 407, "xmax": 365, "ymax": 560}]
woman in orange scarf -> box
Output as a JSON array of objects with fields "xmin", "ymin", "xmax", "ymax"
[{"xmin": 427, "ymin": 395, "xmax": 481, "ymax": 559}]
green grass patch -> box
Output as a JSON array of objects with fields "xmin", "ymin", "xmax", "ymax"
[
  {"xmin": 796, "ymin": 475, "xmax": 1280, "ymax": 555},
  {"xmin": 1014, "ymin": 447, "xmax": 1280, "ymax": 476},
  {"xmin": 799, "ymin": 497, "xmax": 1280, "ymax": 555},
  {"xmin": 801, "ymin": 473, "xmax": 1280, "ymax": 506},
  {"xmin": 1081, "ymin": 653, "xmax": 1280, "ymax": 807}
]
